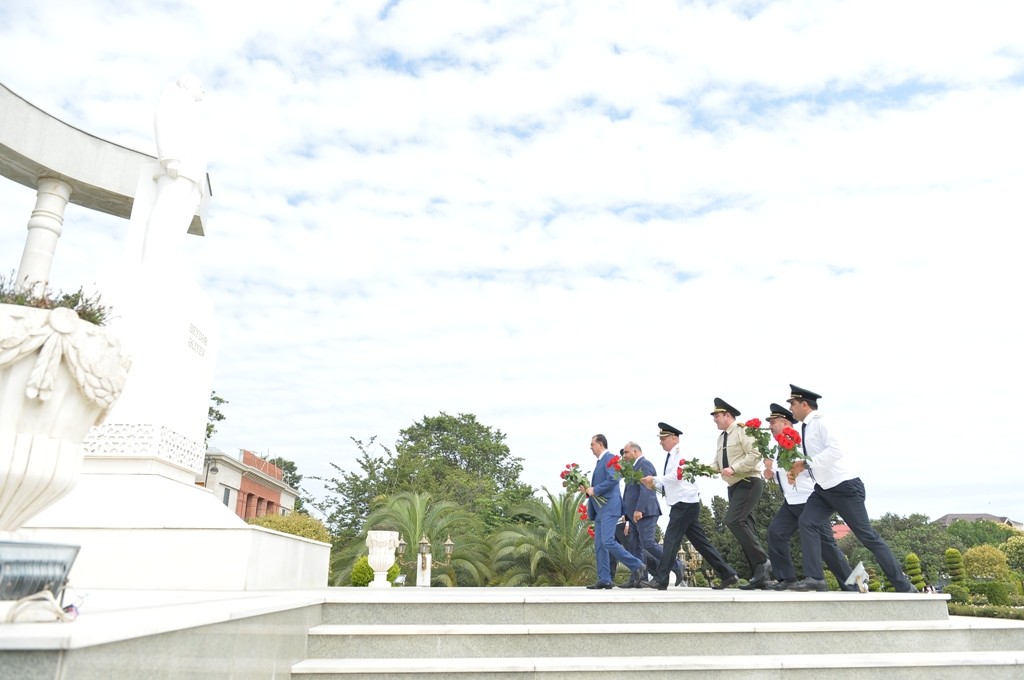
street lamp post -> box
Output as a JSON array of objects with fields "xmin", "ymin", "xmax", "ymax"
[{"xmin": 396, "ymin": 535, "xmax": 455, "ymax": 587}]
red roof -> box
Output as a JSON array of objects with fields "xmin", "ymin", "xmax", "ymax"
[{"xmin": 833, "ymin": 523, "xmax": 851, "ymax": 540}]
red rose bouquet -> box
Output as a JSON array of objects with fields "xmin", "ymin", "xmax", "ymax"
[
  {"xmin": 609, "ymin": 453, "xmax": 646, "ymax": 485},
  {"xmin": 743, "ymin": 418, "xmax": 772, "ymax": 457},
  {"xmin": 560, "ymin": 462, "xmax": 605, "ymax": 505},
  {"xmin": 770, "ymin": 426, "xmax": 806, "ymax": 471},
  {"xmin": 676, "ymin": 456, "xmax": 718, "ymax": 484}
]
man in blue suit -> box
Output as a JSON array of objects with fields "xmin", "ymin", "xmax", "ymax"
[
  {"xmin": 582, "ymin": 434, "xmax": 646, "ymax": 589},
  {"xmin": 620, "ymin": 441, "xmax": 685, "ymax": 587}
]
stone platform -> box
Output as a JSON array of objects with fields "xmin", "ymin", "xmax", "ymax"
[{"xmin": 1, "ymin": 587, "xmax": 1022, "ymax": 679}]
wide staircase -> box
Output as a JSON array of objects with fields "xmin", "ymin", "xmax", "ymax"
[{"xmin": 290, "ymin": 587, "xmax": 1024, "ymax": 679}]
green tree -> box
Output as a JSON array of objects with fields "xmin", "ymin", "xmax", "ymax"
[
  {"xmin": 904, "ymin": 552, "xmax": 925, "ymax": 591},
  {"xmin": 963, "ymin": 544, "xmax": 1010, "ymax": 581},
  {"xmin": 391, "ymin": 412, "xmax": 535, "ymax": 529},
  {"xmin": 999, "ymin": 535, "xmax": 1024, "ymax": 573},
  {"xmin": 946, "ymin": 548, "xmax": 967, "ymax": 586},
  {"xmin": 268, "ymin": 456, "xmax": 309, "ymax": 514},
  {"xmin": 206, "ymin": 391, "xmax": 227, "ymax": 444},
  {"xmin": 946, "ymin": 519, "xmax": 1018, "ymax": 549},
  {"xmin": 312, "ymin": 414, "xmax": 535, "ymax": 542},
  {"xmin": 311, "ymin": 436, "xmax": 393, "ymax": 543},
  {"xmin": 492, "ymin": 489, "xmax": 596, "ymax": 586}
]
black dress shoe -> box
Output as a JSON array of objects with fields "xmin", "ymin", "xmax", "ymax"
[
  {"xmin": 789, "ymin": 577, "xmax": 828, "ymax": 592},
  {"xmin": 616, "ymin": 581, "xmax": 636, "ymax": 589},
  {"xmin": 638, "ymin": 579, "xmax": 667, "ymax": 590},
  {"xmin": 585, "ymin": 582, "xmax": 614, "ymax": 590},
  {"xmin": 738, "ymin": 577, "xmax": 768, "ymax": 591},
  {"xmin": 769, "ymin": 579, "xmax": 798, "ymax": 591},
  {"xmin": 631, "ymin": 566, "xmax": 647, "ymax": 585},
  {"xmin": 711, "ymin": 574, "xmax": 739, "ymax": 590}
]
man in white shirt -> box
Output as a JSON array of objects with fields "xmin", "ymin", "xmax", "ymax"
[
  {"xmin": 639, "ymin": 422, "xmax": 738, "ymax": 590},
  {"xmin": 787, "ymin": 385, "xmax": 915, "ymax": 593},
  {"xmin": 762, "ymin": 403, "xmax": 853, "ymax": 591}
]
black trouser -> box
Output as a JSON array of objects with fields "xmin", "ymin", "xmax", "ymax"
[
  {"xmin": 654, "ymin": 501, "xmax": 735, "ymax": 585},
  {"xmin": 769, "ymin": 501, "xmax": 852, "ymax": 586},
  {"xmin": 629, "ymin": 515, "xmax": 683, "ymax": 579},
  {"xmin": 799, "ymin": 478, "xmax": 913, "ymax": 592},
  {"xmin": 725, "ymin": 477, "xmax": 768, "ymax": 570}
]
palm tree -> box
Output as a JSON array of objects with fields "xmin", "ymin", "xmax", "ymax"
[
  {"xmin": 492, "ymin": 487, "xmax": 596, "ymax": 586},
  {"xmin": 331, "ymin": 491, "xmax": 490, "ymax": 586}
]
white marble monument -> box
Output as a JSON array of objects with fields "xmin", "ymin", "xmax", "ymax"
[{"xmin": 18, "ymin": 76, "xmax": 328, "ymax": 590}]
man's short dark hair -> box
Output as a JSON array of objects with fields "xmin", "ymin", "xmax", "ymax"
[{"xmin": 593, "ymin": 434, "xmax": 608, "ymax": 448}]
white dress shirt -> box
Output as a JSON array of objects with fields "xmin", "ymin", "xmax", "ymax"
[
  {"xmin": 801, "ymin": 411, "xmax": 857, "ymax": 490},
  {"xmin": 771, "ymin": 467, "xmax": 815, "ymax": 505},
  {"xmin": 652, "ymin": 443, "xmax": 700, "ymax": 504}
]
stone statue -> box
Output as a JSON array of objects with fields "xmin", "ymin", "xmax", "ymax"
[{"xmin": 139, "ymin": 74, "xmax": 207, "ymax": 266}]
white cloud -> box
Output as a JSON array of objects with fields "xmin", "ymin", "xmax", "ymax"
[{"xmin": 2, "ymin": 0, "xmax": 1023, "ymax": 529}]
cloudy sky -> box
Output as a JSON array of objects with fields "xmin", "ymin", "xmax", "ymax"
[{"xmin": 2, "ymin": 0, "xmax": 1023, "ymax": 527}]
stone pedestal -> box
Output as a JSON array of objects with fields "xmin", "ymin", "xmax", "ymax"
[{"xmin": 366, "ymin": 531, "xmax": 399, "ymax": 588}]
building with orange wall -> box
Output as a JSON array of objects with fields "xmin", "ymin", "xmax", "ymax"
[{"xmin": 198, "ymin": 447, "xmax": 299, "ymax": 519}]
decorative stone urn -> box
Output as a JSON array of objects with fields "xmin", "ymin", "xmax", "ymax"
[
  {"xmin": 0, "ymin": 304, "xmax": 131, "ymax": 534},
  {"xmin": 365, "ymin": 530, "xmax": 399, "ymax": 588}
]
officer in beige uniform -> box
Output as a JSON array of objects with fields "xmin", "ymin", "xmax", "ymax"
[{"xmin": 710, "ymin": 397, "xmax": 771, "ymax": 588}]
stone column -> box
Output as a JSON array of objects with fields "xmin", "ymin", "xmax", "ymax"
[{"xmin": 16, "ymin": 177, "xmax": 73, "ymax": 290}]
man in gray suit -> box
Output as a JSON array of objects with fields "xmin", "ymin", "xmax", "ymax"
[{"xmin": 621, "ymin": 442, "xmax": 684, "ymax": 587}]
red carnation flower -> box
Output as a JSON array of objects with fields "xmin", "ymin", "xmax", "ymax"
[
  {"xmin": 744, "ymin": 418, "xmax": 761, "ymax": 429},
  {"xmin": 587, "ymin": 526, "xmax": 595, "ymax": 539},
  {"xmin": 676, "ymin": 467, "xmax": 684, "ymax": 480}
]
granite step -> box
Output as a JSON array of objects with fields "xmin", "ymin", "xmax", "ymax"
[
  {"xmin": 320, "ymin": 589, "xmax": 949, "ymax": 626},
  {"xmin": 305, "ymin": 618, "xmax": 1024, "ymax": 659},
  {"xmin": 292, "ymin": 650, "xmax": 1024, "ymax": 680}
]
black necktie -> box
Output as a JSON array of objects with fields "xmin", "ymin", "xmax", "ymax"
[
  {"xmin": 663, "ymin": 452, "xmax": 671, "ymax": 475},
  {"xmin": 721, "ymin": 432, "xmax": 729, "ymax": 468},
  {"xmin": 802, "ymin": 421, "xmax": 816, "ymax": 481}
]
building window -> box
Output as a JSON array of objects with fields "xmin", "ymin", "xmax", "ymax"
[{"xmin": 222, "ymin": 487, "xmax": 231, "ymax": 506}]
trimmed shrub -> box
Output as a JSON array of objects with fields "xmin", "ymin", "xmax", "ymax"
[
  {"xmin": 905, "ymin": 552, "xmax": 926, "ymax": 591},
  {"xmin": 867, "ymin": 566, "xmax": 882, "ymax": 592},
  {"xmin": 963, "ymin": 544, "xmax": 1010, "ymax": 581},
  {"xmin": 947, "ymin": 603, "xmax": 1024, "ymax": 621},
  {"xmin": 943, "ymin": 583, "xmax": 970, "ymax": 604},
  {"xmin": 247, "ymin": 513, "xmax": 331, "ymax": 543},
  {"xmin": 968, "ymin": 580, "xmax": 1011, "ymax": 607},
  {"xmin": 350, "ymin": 556, "xmax": 401, "ymax": 587},
  {"xmin": 945, "ymin": 548, "xmax": 966, "ymax": 585}
]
